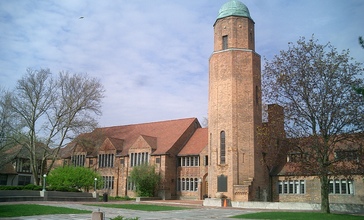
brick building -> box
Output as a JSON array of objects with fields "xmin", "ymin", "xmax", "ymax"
[{"xmin": 2, "ymin": 0, "xmax": 363, "ymax": 205}]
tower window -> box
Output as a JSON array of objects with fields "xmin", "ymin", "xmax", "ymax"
[
  {"xmin": 220, "ymin": 131, "xmax": 226, "ymax": 164},
  {"xmin": 222, "ymin": 35, "xmax": 228, "ymax": 50}
]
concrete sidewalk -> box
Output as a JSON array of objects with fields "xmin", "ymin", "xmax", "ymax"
[{"xmin": 0, "ymin": 200, "xmax": 257, "ymax": 220}]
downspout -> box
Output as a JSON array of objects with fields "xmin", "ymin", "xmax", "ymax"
[{"xmin": 116, "ymin": 166, "xmax": 119, "ymax": 197}]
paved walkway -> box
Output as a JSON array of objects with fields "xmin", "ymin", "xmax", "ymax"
[{"xmin": 0, "ymin": 200, "xmax": 259, "ymax": 220}]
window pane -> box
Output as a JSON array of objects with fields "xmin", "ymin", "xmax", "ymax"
[
  {"xmin": 348, "ymin": 180, "xmax": 353, "ymax": 194},
  {"xmin": 329, "ymin": 180, "xmax": 334, "ymax": 194},
  {"xmin": 283, "ymin": 182, "xmax": 288, "ymax": 194},
  {"xmin": 300, "ymin": 180, "xmax": 305, "ymax": 194},
  {"xmin": 341, "ymin": 180, "xmax": 347, "ymax": 194},
  {"xmin": 220, "ymin": 131, "xmax": 226, "ymax": 164},
  {"xmin": 295, "ymin": 180, "xmax": 299, "ymax": 194},
  {"xmin": 222, "ymin": 35, "xmax": 228, "ymax": 50},
  {"xmin": 334, "ymin": 180, "xmax": 340, "ymax": 194},
  {"xmin": 289, "ymin": 181, "xmax": 294, "ymax": 194}
]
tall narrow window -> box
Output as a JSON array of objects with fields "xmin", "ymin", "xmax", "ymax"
[
  {"xmin": 222, "ymin": 35, "xmax": 228, "ymax": 50},
  {"xmin": 220, "ymin": 131, "xmax": 226, "ymax": 164}
]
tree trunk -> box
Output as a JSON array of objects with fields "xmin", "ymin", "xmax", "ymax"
[{"xmin": 320, "ymin": 175, "xmax": 330, "ymax": 213}]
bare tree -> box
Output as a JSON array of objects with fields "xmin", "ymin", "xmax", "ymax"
[
  {"xmin": 263, "ymin": 36, "xmax": 364, "ymax": 213},
  {"xmin": 0, "ymin": 89, "xmax": 20, "ymax": 167},
  {"xmin": 9, "ymin": 68, "xmax": 104, "ymax": 185}
]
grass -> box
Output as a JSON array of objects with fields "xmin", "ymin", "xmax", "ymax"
[
  {"xmin": 86, "ymin": 203, "xmax": 191, "ymax": 211},
  {"xmin": 0, "ymin": 204, "xmax": 91, "ymax": 218},
  {"xmin": 231, "ymin": 211, "xmax": 364, "ymax": 220}
]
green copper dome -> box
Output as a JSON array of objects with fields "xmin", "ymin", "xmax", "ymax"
[{"xmin": 217, "ymin": 0, "xmax": 251, "ymax": 20}]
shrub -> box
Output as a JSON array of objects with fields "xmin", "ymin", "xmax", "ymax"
[
  {"xmin": 23, "ymin": 184, "xmax": 42, "ymax": 191},
  {"xmin": 129, "ymin": 164, "xmax": 160, "ymax": 197},
  {"xmin": 47, "ymin": 166, "xmax": 101, "ymax": 191}
]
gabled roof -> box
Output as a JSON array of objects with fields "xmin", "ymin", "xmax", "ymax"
[
  {"xmin": 178, "ymin": 128, "xmax": 208, "ymax": 156},
  {"xmin": 0, "ymin": 163, "xmax": 17, "ymax": 174},
  {"xmin": 100, "ymin": 137, "xmax": 123, "ymax": 152},
  {"xmin": 61, "ymin": 117, "xmax": 200, "ymax": 157},
  {"xmin": 129, "ymin": 135, "xmax": 157, "ymax": 151}
]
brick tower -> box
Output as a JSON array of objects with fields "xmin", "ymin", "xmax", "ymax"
[{"xmin": 208, "ymin": 0, "xmax": 266, "ymax": 201}]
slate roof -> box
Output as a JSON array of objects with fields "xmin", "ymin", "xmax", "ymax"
[
  {"xmin": 178, "ymin": 128, "xmax": 208, "ymax": 156},
  {"xmin": 60, "ymin": 117, "xmax": 200, "ymax": 158}
]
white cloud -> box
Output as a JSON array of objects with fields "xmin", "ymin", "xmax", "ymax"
[{"xmin": 1, "ymin": 0, "xmax": 363, "ymax": 127}]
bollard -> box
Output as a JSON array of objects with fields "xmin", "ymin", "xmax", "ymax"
[{"xmin": 92, "ymin": 211, "xmax": 104, "ymax": 220}]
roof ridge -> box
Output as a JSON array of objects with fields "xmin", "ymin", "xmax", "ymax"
[{"xmin": 99, "ymin": 117, "xmax": 197, "ymax": 129}]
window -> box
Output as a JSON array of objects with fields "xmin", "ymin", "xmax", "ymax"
[
  {"xmin": 0, "ymin": 175, "xmax": 7, "ymax": 185},
  {"xmin": 177, "ymin": 178, "xmax": 199, "ymax": 191},
  {"xmin": 18, "ymin": 175, "xmax": 31, "ymax": 186},
  {"xmin": 222, "ymin": 35, "xmax": 228, "ymax": 50},
  {"xmin": 156, "ymin": 158, "xmax": 160, "ymax": 164},
  {"xmin": 16, "ymin": 158, "xmax": 31, "ymax": 173},
  {"xmin": 335, "ymin": 150, "xmax": 358, "ymax": 162},
  {"xmin": 329, "ymin": 179, "xmax": 353, "ymax": 195},
  {"xmin": 89, "ymin": 159, "xmax": 93, "ymax": 165},
  {"xmin": 98, "ymin": 154, "xmax": 115, "ymax": 168},
  {"xmin": 127, "ymin": 178, "xmax": 136, "ymax": 191},
  {"xmin": 102, "ymin": 176, "xmax": 114, "ymax": 190},
  {"xmin": 287, "ymin": 152, "xmax": 307, "ymax": 163},
  {"xmin": 130, "ymin": 152, "xmax": 149, "ymax": 167},
  {"xmin": 72, "ymin": 154, "xmax": 85, "ymax": 167},
  {"xmin": 220, "ymin": 131, "xmax": 226, "ymax": 164},
  {"xmin": 278, "ymin": 180, "xmax": 305, "ymax": 194},
  {"xmin": 178, "ymin": 156, "xmax": 199, "ymax": 167},
  {"xmin": 204, "ymin": 155, "xmax": 208, "ymax": 166}
]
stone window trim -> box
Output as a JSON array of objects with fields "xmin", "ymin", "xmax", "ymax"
[
  {"xmin": 129, "ymin": 152, "xmax": 149, "ymax": 167},
  {"xmin": 177, "ymin": 177, "xmax": 199, "ymax": 192},
  {"xmin": 98, "ymin": 153, "xmax": 115, "ymax": 168},
  {"xmin": 178, "ymin": 156, "xmax": 200, "ymax": 167},
  {"xmin": 222, "ymin": 35, "xmax": 228, "ymax": 50},
  {"xmin": 102, "ymin": 176, "xmax": 114, "ymax": 190},
  {"xmin": 334, "ymin": 150, "xmax": 359, "ymax": 162},
  {"xmin": 71, "ymin": 154, "xmax": 86, "ymax": 167},
  {"xmin": 220, "ymin": 131, "xmax": 226, "ymax": 164},
  {"xmin": 278, "ymin": 179, "xmax": 306, "ymax": 194},
  {"xmin": 329, "ymin": 179, "xmax": 354, "ymax": 195}
]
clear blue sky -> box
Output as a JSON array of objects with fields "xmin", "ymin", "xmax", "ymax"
[{"xmin": 1, "ymin": 0, "xmax": 363, "ymax": 127}]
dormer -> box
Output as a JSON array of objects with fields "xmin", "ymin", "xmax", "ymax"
[{"xmin": 129, "ymin": 135, "xmax": 157, "ymax": 167}]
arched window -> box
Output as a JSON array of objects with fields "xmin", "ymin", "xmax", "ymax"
[
  {"xmin": 182, "ymin": 178, "xmax": 186, "ymax": 191},
  {"xmin": 220, "ymin": 131, "xmax": 226, "ymax": 164}
]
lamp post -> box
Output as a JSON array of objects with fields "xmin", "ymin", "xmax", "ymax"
[
  {"xmin": 42, "ymin": 174, "xmax": 47, "ymax": 192},
  {"xmin": 94, "ymin": 178, "xmax": 97, "ymax": 191}
]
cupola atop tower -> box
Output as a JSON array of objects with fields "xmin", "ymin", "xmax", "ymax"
[{"xmin": 217, "ymin": 0, "xmax": 252, "ymax": 20}]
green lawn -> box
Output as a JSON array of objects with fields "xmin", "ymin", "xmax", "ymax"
[
  {"xmin": 231, "ymin": 211, "xmax": 364, "ymax": 220},
  {"xmin": 86, "ymin": 203, "xmax": 191, "ymax": 211},
  {"xmin": 0, "ymin": 204, "xmax": 91, "ymax": 218}
]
